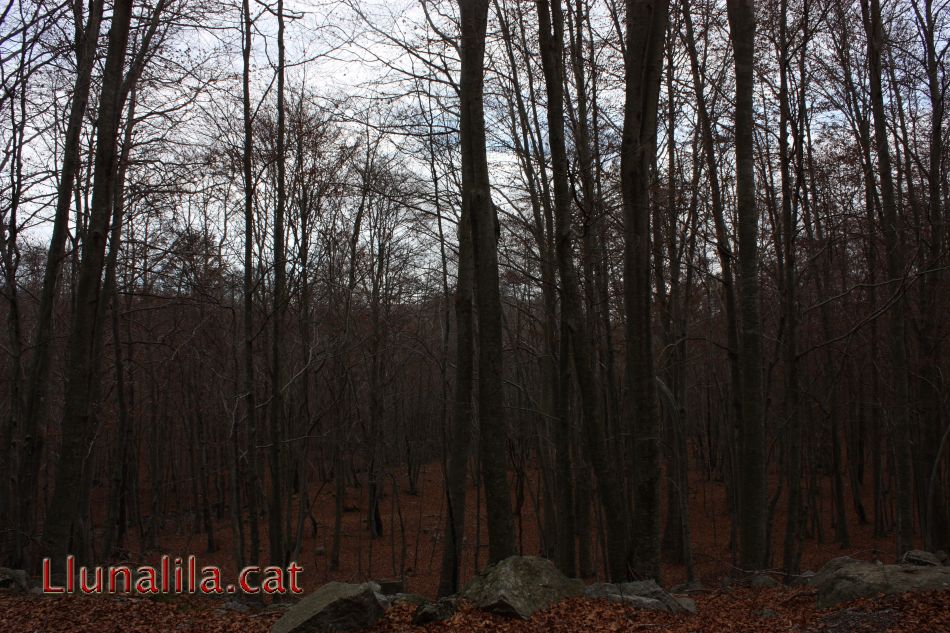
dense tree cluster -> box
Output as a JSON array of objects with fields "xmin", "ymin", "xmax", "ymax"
[{"xmin": 0, "ymin": 0, "xmax": 947, "ymax": 590}]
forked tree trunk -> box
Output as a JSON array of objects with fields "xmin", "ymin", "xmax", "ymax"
[
  {"xmin": 536, "ymin": 0, "xmax": 628, "ymax": 581},
  {"xmin": 15, "ymin": 0, "xmax": 103, "ymax": 569},
  {"xmin": 42, "ymin": 0, "xmax": 134, "ymax": 574}
]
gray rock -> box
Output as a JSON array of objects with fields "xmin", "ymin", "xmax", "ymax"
[
  {"xmin": 0, "ymin": 568, "xmax": 28, "ymax": 592},
  {"xmin": 412, "ymin": 597, "xmax": 457, "ymax": 625},
  {"xmin": 675, "ymin": 597, "xmax": 697, "ymax": 614},
  {"xmin": 936, "ymin": 551, "xmax": 948, "ymax": 565},
  {"xmin": 221, "ymin": 600, "xmax": 250, "ymax": 614},
  {"xmin": 670, "ymin": 580, "xmax": 705, "ymax": 593},
  {"xmin": 585, "ymin": 580, "xmax": 687, "ymax": 614},
  {"xmin": 585, "ymin": 585, "xmax": 665, "ymax": 611},
  {"xmin": 374, "ymin": 579, "xmax": 404, "ymax": 595},
  {"xmin": 389, "ymin": 593, "xmax": 428, "ymax": 606},
  {"xmin": 460, "ymin": 556, "xmax": 584, "ymax": 619},
  {"xmin": 900, "ymin": 550, "xmax": 941, "ymax": 567},
  {"xmin": 819, "ymin": 607, "xmax": 898, "ymax": 632},
  {"xmin": 262, "ymin": 602, "xmax": 294, "ymax": 615},
  {"xmin": 783, "ymin": 570, "xmax": 813, "ymax": 587},
  {"xmin": 808, "ymin": 556, "xmax": 859, "ymax": 588},
  {"xmin": 750, "ymin": 573, "xmax": 780, "ymax": 589},
  {"xmin": 269, "ymin": 581, "xmax": 385, "ymax": 633},
  {"xmin": 812, "ymin": 558, "xmax": 950, "ymax": 608}
]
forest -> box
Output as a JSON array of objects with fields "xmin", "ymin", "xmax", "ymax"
[{"xmin": 0, "ymin": 0, "xmax": 949, "ymax": 630}]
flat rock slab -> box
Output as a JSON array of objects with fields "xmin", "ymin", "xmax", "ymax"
[
  {"xmin": 461, "ymin": 556, "xmax": 583, "ymax": 619},
  {"xmin": 812, "ymin": 608, "xmax": 899, "ymax": 633},
  {"xmin": 812, "ymin": 558, "xmax": 950, "ymax": 608},
  {"xmin": 270, "ymin": 582, "xmax": 384, "ymax": 633},
  {"xmin": 900, "ymin": 550, "xmax": 941, "ymax": 567},
  {"xmin": 585, "ymin": 580, "xmax": 689, "ymax": 614}
]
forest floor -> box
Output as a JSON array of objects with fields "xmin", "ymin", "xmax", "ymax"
[
  {"xmin": 2, "ymin": 463, "xmax": 949, "ymax": 631},
  {"xmin": 95, "ymin": 462, "xmax": 905, "ymax": 594},
  {"xmin": 2, "ymin": 579, "xmax": 949, "ymax": 631}
]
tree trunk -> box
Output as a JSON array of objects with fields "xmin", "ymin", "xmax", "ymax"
[
  {"xmin": 727, "ymin": 0, "xmax": 768, "ymax": 573},
  {"xmin": 458, "ymin": 0, "xmax": 515, "ymax": 564},
  {"xmin": 268, "ymin": 0, "xmax": 288, "ymax": 571},
  {"xmin": 861, "ymin": 0, "xmax": 914, "ymax": 557},
  {"xmin": 42, "ymin": 0, "xmax": 134, "ymax": 573},
  {"xmin": 15, "ymin": 0, "xmax": 104, "ymax": 569},
  {"xmin": 620, "ymin": 0, "xmax": 669, "ymax": 580}
]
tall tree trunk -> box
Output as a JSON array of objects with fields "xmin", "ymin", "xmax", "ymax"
[
  {"xmin": 494, "ymin": 0, "xmax": 569, "ymax": 572},
  {"xmin": 536, "ymin": 0, "xmax": 629, "ymax": 581},
  {"xmin": 778, "ymin": 0, "xmax": 803, "ymax": 578},
  {"xmin": 912, "ymin": 0, "xmax": 948, "ymax": 553},
  {"xmin": 437, "ymin": 208, "xmax": 475, "ymax": 596},
  {"xmin": 241, "ymin": 0, "xmax": 261, "ymax": 573},
  {"xmin": 101, "ymin": 88, "xmax": 138, "ymax": 561},
  {"xmin": 41, "ymin": 0, "xmax": 134, "ymax": 573},
  {"xmin": 620, "ymin": 0, "xmax": 669, "ymax": 580},
  {"xmin": 861, "ymin": 0, "xmax": 914, "ymax": 556},
  {"xmin": 269, "ymin": 0, "xmax": 288, "ymax": 570},
  {"xmin": 458, "ymin": 0, "xmax": 515, "ymax": 564},
  {"xmin": 15, "ymin": 0, "xmax": 104, "ymax": 568},
  {"xmin": 726, "ymin": 0, "xmax": 767, "ymax": 573}
]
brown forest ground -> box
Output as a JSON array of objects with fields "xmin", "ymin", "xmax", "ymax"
[
  {"xmin": 3, "ymin": 462, "xmax": 948, "ymax": 631},
  {"xmin": 1, "ymin": 585, "xmax": 949, "ymax": 632},
  {"xmin": 118, "ymin": 462, "xmax": 900, "ymax": 596}
]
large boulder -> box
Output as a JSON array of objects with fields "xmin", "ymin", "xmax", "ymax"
[
  {"xmin": 810, "ymin": 556, "xmax": 859, "ymax": 588},
  {"xmin": 812, "ymin": 558, "xmax": 950, "ymax": 608},
  {"xmin": 585, "ymin": 580, "xmax": 688, "ymax": 614},
  {"xmin": 270, "ymin": 582, "xmax": 385, "ymax": 633},
  {"xmin": 460, "ymin": 556, "xmax": 584, "ymax": 618}
]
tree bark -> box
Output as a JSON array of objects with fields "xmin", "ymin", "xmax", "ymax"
[
  {"xmin": 726, "ymin": 0, "xmax": 768, "ymax": 572},
  {"xmin": 458, "ymin": 0, "xmax": 515, "ymax": 564},
  {"xmin": 15, "ymin": 0, "xmax": 104, "ymax": 568},
  {"xmin": 861, "ymin": 0, "xmax": 914, "ymax": 556},
  {"xmin": 620, "ymin": 0, "xmax": 669, "ymax": 580},
  {"xmin": 42, "ymin": 0, "xmax": 134, "ymax": 572}
]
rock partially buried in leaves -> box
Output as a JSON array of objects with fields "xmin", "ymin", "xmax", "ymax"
[
  {"xmin": 412, "ymin": 597, "xmax": 458, "ymax": 624},
  {"xmin": 460, "ymin": 556, "xmax": 584, "ymax": 618},
  {"xmin": 809, "ymin": 556, "xmax": 859, "ymax": 588},
  {"xmin": 675, "ymin": 596, "xmax": 697, "ymax": 614},
  {"xmin": 389, "ymin": 593, "xmax": 428, "ymax": 606},
  {"xmin": 750, "ymin": 573, "xmax": 780, "ymax": 589},
  {"xmin": 220, "ymin": 599, "xmax": 250, "ymax": 614},
  {"xmin": 900, "ymin": 550, "xmax": 941, "ymax": 567},
  {"xmin": 812, "ymin": 558, "xmax": 950, "ymax": 608},
  {"xmin": 585, "ymin": 580, "xmax": 688, "ymax": 614},
  {"xmin": 270, "ymin": 581, "xmax": 385, "ymax": 633}
]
